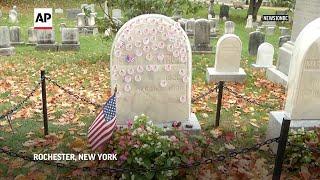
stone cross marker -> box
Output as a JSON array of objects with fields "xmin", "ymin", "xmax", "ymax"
[
  {"xmin": 285, "ymin": 18, "xmax": 320, "ymax": 120},
  {"xmin": 193, "ymin": 19, "xmax": 212, "ymax": 52},
  {"xmin": 224, "ymin": 21, "xmax": 235, "ymax": 34},
  {"xmin": 110, "ymin": 14, "xmax": 193, "ymax": 125},
  {"xmin": 248, "ymin": 31, "xmax": 265, "ymax": 56},
  {"xmin": 253, "ymin": 42, "xmax": 274, "ymax": 68},
  {"xmin": 214, "ymin": 34, "xmax": 242, "ymax": 72}
]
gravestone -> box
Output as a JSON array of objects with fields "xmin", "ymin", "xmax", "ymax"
[
  {"xmin": 110, "ymin": 14, "xmax": 199, "ymax": 130},
  {"xmin": 0, "ymin": 26, "xmax": 15, "ymax": 56},
  {"xmin": 267, "ymin": 17, "xmax": 320, "ymax": 152},
  {"xmin": 9, "ymin": 6, "xmax": 18, "ymax": 23},
  {"xmin": 178, "ymin": 19, "xmax": 187, "ymax": 31},
  {"xmin": 206, "ymin": 34, "xmax": 246, "ymax": 82},
  {"xmin": 252, "ymin": 42, "xmax": 274, "ymax": 68},
  {"xmin": 192, "ymin": 19, "xmax": 212, "ymax": 52},
  {"xmin": 245, "ymin": 15, "xmax": 253, "ymax": 29},
  {"xmin": 35, "ymin": 30, "xmax": 58, "ymax": 51},
  {"xmin": 112, "ymin": 9, "xmax": 122, "ymax": 20},
  {"xmin": 208, "ymin": 18, "xmax": 217, "ymax": 38},
  {"xmin": 224, "ymin": 21, "xmax": 235, "ymax": 34},
  {"xmin": 60, "ymin": 28, "xmax": 80, "ymax": 51},
  {"xmin": 291, "ymin": 0, "xmax": 320, "ymax": 41},
  {"xmin": 60, "ymin": 23, "xmax": 66, "ymax": 32},
  {"xmin": 248, "ymin": 31, "xmax": 265, "ymax": 56},
  {"xmin": 88, "ymin": 13, "xmax": 96, "ymax": 26},
  {"xmin": 77, "ymin": 12, "xmax": 96, "ymax": 35},
  {"xmin": 278, "ymin": 35, "xmax": 290, "ymax": 47},
  {"xmin": 27, "ymin": 27, "xmax": 37, "ymax": 45},
  {"xmin": 266, "ymin": 26, "xmax": 275, "ymax": 35},
  {"xmin": 186, "ymin": 19, "xmax": 195, "ymax": 36},
  {"xmin": 219, "ymin": 4, "xmax": 229, "ymax": 19},
  {"xmin": 77, "ymin": 13, "xmax": 86, "ymax": 27},
  {"xmin": 279, "ymin": 27, "xmax": 290, "ymax": 36},
  {"xmin": 9, "ymin": 26, "xmax": 24, "ymax": 45},
  {"xmin": 66, "ymin": 9, "xmax": 82, "ymax": 19}
]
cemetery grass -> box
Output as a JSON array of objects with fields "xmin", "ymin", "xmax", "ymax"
[{"xmin": 0, "ymin": 3, "xmax": 298, "ymax": 179}]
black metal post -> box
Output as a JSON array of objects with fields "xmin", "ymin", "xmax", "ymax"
[
  {"xmin": 272, "ymin": 118, "xmax": 291, "ymax": 180},
  {"xmin": 41, "ymin": 70, "xmax": 49, "ymax": 136},
  {"xmin": 215, "ymin": 81, "xmax": 224, "ymax": 127}
]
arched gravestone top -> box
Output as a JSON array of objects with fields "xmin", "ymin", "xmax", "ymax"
[
  {"xmin": 285, "ymin": 17, "xmax": 320, "ymax": 120},
  {"xmin": 110, "ymin": 14, "xmax": 192, "ymax": 124},
  {"xmin": 224, "ymin": 21, "xmax": 235, "ymax": 34},
  {"xmin": 255, "ymin": 42, "xmax": 274, "ymax": 67},
  {"xmin": 215, "ymin": 34, "xmax": 242, "ymax": 72}
]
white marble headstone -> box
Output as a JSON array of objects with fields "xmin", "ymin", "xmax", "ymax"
[
  {"xmin": 110, "ymin": 14, "xmax": 192, "ymax": 124},
  {"xmin": 255, "ymin": 42, "xmax": 274, "ymax": 67},
  {"xmin": 215, "ymin": 34, "xmax": 242, "ymax": 72},
  {"xmin": 245, "ymin": 15, "xmax": 253, "ymax": 29},
  {"xmin": 88, "ymin": 13, "xmax": 96, "ymax": 26},
  {"xmin": 285, "ymin": 17, "xmax": 320, "ymax": 120},
  {"xmin": 112, "ymin": 9, "xmax": 122, "ymax": 19},
  {"xmin": 224, "ymin": 21, "xmax": 235, "ymax": 34},
  {"xmin": 0, "ymin": 26, "xmax": 11, "ymax": 48}
]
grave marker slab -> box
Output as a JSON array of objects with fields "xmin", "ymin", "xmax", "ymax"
[
  {"xmin": 60, "ymin": 28, "xmax": 80, "ymax": 51},
  {"xmin": 248, "ymin": 31, "xmax": 265, "ymax": 56},
  {"xmin": 186, "ymin": 19, "xmax": 195, "ymax": 36},
  {"xmin": 9, "ymin": 26, "xmax": 24, "ymax": 45},
  {"xmin": 207, "ymin": 34, "xmax": 246, "ymax": 82},
  {"xmin": 27, "ymin": 27, "xmax": 37, "ymax": 45},
  {"xmin": 0, "ymin": 26, "xmax": 15, "ymax": 56},
  {"xmin": 219, "ymin": 4, "xmax": 229, "ymax": 19},
  {"xmin": 252, "ymin": 42, "xmax": 274, "ymax": 68},
  {"xmin": 224, "ymin": 21, "xmax": 235, "ymax": 34},
  {"xmin": 110, "ymin": 14, "xmax": 199, "ymax": 131},
  {"xmin": 245, "ymin": 15, "xmax": 253, "ymax": 29},
  {"xmin": 192, "ymin": 19, "xmax": 212, "ymax": 52},
  {"xmin": 35, "ymin": 29, "xmax": 58, "ymax": 51}
]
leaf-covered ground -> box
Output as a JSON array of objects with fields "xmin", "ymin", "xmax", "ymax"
[{"xmin": 1, "ymin": 1, "xmax": 317, "ymax": 179}]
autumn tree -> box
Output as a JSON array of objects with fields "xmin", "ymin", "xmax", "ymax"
[{"xmin": 247, "ymin": 0, "xmax": 263, "ymax": 21}]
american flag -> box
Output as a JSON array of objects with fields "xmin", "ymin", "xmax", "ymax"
[{"xmin": 88, "ymin": 94, "xmax": 117, "ymax": 151}]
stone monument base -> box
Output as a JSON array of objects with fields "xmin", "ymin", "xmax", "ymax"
[
  {"xmin": 266, "ymin": 67, "xmax": 288, "ymax": 88},
  {"xmin": 10, "ymin": 42, "xmax": 25, "ymax": 46},
  {"xmin": 192, "ymin": 45, "xmax": 213, "ymax": 53},
  {"xmin": 0, "ymin": 47, "xmax": 15, "ymax": 56},
  {"xmin": 266, "ymin": 111, "xmax": 320, "ymax": 153},
  {"xmin": 206, "ymin": 68, "xmax": 246, "ymax": 83},
  {"xmin": 59, "ymin": 43, "xmax": 80, "ymax": 51},
  {"xmin": 36, "ymin": 43, "xmax": 59, "ymax": 51},
  {"xmin": 252, "ymin": 64, "xmax": 275, "ymax": 69},
  {"xmin": 26, "ymin": 42, "xmax": 37, "ymax": 46},
  {"xmin": 117, "ymin": 113, "xmax": 201, "ymax": 134}
]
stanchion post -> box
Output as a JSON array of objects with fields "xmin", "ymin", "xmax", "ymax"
[
  {"xmin": 272, "ymin": 118, "xmax": 291, "ymax": 180},
  {"xmin": 41, "ymin": 70, "xmax": 49, "ymax": 136},
  {"xmin": 215, "ymin": 81, "xmax": 224, "ymax": 127}
]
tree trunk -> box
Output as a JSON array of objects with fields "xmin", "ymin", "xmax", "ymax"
[{"xmin": 247, "ymin": 0, "xmax": 263, "ymax": 22}]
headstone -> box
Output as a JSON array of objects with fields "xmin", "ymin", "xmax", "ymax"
[
  {"xmin": 279, "ymin": 27, "xmax": 290, "ymax": 36},
  {"xmin": 60, "ymin": 28, "xmax": 80, "ymax": 51},
  {"xmin": 219, "ymin": 4, "xmax": 229, "ymax": 19},
  {"xmin": 178, "ymin": 19, "xmax": 187, "ymax": 31},
  {"xmin": 245, "ymin": 15, "xmax": 253, "ymax": 29},
  {"xmin": 266, "ymin": 26, "xmax": 275, "ymax": 35},
  {"xmin": 9, "ymin": 6, "xmax": 18, "ymax": 23},
  {"xmin": 208, "ymin": 18, "xmax": 217, "ymax": 37},
  {"xmin": 206, "ymin": 34, "xmax": 246, "ymax": 82},
  {"xmin": 192, "ymin": 19, "xmax": 212, "ymax": 52},
  {"xmin": 55, "ymin": 8, "xmax": 63, "ymax": 14},
  {"xmin": 278, "ymin": 35, "xmax": 291, "ymax": 47},
  {"xmin": 35, "ymin": 30, "xmax": 58, "ymax": 51},
  {"xmin": 112, "ymin": 9, "xmax": 122, "ymax": 19},
  {"xmin": 291, "ymin": 0, "xmax": 320, "ymax": 41},
  {"xmin": 186, "ymin": 19, "xmax": 195, "ymax": 36},
  {"xmin": 252, "ymin": 42, "xmax": 274, "ymax": 68},
  {"xmin": 110, "ymin": 14, "xmax": 199, "ymax": 130},
  {"xmin": 277, "ymin": 42, "xmax": 294, "ymax": 76},
  {"xmin": 9, "ymin": 26, "xmax": 24, "ymax": 45},
  {"xmin": 77, "ymin": 13, "xmax": 86, "ymax": 27},
  {"xmin": 66, "ymin": 9, "xmax": 82, "ymax": 19},
  {"xmin": 215, "ymin": 34, "xmax": 242, "ymax": 72},
  {"xmin": 60, "ymin": 23, "xmax": 67, "ymax": 32},
  {"xmin": 27, "ymin": 27, "xmax": 37, "ymax": 45},
  {"xmin": 0, "ymin": 26, "xmax": 15, "ymax": 56},
  {"xmin": 248, "ymin": 31, "xmax": 265, "ymax": 56},
  {"xmin": 224, "ymin": 21, "xmax": 235, "ymax": 34},
  {"xmin": 88, "ymin": 13, "xmax": 96, "ymax": 26},
  {"xmin": 267, "ymin": 18, "xmax": 320, "ymax": 153}
]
